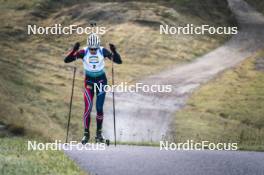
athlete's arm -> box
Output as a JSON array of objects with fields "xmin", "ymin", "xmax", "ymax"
[
  {"xmin": 103, "ymin": 44, "xmax": 122, "ymax": 64},
  {"xmin": 64, "ymin": 42, "xmax": 85, "ymax": 63}
]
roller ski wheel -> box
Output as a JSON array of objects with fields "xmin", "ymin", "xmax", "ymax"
[
  {"xmin": 95, "ymin": 137, "xmax": 110, "ymax": 146},
  {"xmin": 105, "ymin": 139, "xmax": 110, "ymax": 146}
]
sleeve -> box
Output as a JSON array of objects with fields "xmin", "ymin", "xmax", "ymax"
[
  {"xmin": 102, "ymin": 48, "xmax": 122, "ymax": 64},
  {"xmin": 64, "ymin": 49, "xmax": 85, "ymax": 63}
]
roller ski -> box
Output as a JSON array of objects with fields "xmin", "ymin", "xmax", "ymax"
[{"xmin": 95, "ymin": 130, "xmax": 110, "ymax": 146}]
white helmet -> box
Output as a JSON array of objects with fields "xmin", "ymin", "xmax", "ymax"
[{"xmin": 87, "ymin": 33, "xmax": 100, "ymax": 48}]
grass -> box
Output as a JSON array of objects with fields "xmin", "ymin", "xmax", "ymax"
[
  {"xmin": 0, "ymin": 137, "xmax": 87, "ymax": 175},
  {"xmin": 172, "ymin": 49, "xmax": 264, "ymax": 151}
]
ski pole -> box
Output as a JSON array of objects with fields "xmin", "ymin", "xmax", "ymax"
[
  {"xmin": 65, "ymin": 66, "xmax": 77, "ymax": 143},
  {"xmin": 112, "ymin": 56, "xmax": 117, "ymax": 146}
]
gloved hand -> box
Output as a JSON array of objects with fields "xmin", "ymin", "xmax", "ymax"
[
  {"xmin": 73, "ymin": 42, "xmax": 80, "ymax": 51},
  {"xmin": 109, "ymin": 43, "xmax": 117, "ymax": 53}
]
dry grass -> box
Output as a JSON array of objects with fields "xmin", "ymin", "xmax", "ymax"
[{"xmin": 172, "ymin": 50, "xmax": 264, "ymax": 151}]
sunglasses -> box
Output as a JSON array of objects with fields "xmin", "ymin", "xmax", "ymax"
[{"xmin": 89, "ymin": 48, "xmax": 98, "ymax": 51}]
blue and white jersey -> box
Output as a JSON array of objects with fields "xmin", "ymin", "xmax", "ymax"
[{"xmin": 83, "ymin": 46, "xmax": 105, "ymax": 73}]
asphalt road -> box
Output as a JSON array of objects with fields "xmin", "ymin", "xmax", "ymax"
[{"xmin": 65, "ymin": 145, "xmax": 264, "ymax": 175}]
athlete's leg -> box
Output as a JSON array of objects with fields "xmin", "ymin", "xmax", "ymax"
[
  {"xmin": 95, "ymin": 76, "xmax": 107, "ymax": 133},
  {"xmin": 83, "ymin": 80, "xmax": 94, "ymax": 134},
  {"xmin": 82, "ymin": 76, "xmax": 95, "ymax": 144}
]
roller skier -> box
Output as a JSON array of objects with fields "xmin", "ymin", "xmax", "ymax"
[{"xmin": 64, "ymin": 33, "xmax": 122, "ymax": 144}]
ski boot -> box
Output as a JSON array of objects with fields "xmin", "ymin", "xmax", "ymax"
[
  {"xmin": 95, "ymin": 129, "xmax": 105, "ymax": 143},
  {"xmin": 81, "ymin": 131, "xmax": 90, "ymax": 145}
]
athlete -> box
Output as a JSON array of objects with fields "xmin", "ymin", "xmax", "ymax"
[{"xmin": 64, "ymin": 33, "xmax": 122, "ymax": 144}]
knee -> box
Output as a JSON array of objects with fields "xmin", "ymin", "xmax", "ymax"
[{"xmin": 96, "ymin": 107, "xmax": 103, "ymax": 114}]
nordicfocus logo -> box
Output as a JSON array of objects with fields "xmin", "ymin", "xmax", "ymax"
[
  {"xmin": 160, "ymin": 24, "xmax": 238, "ymax": 35},
  {"xmin": 160, "ymin": 140, "xmax": 238, "ymax": 151},
  {"xmin": 27, "ymin": 140, "xmax": 106, "ymax": 151},
  {"xmin": 94, "ymin": 82, "xmax": 172, "ymax": 93},
  {"xmin": 27, "ymin": 24, "xmax": 107, "ymax": 35}
]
